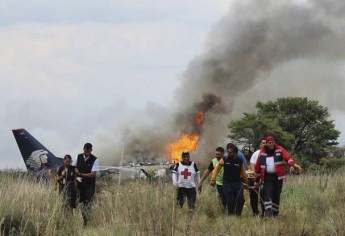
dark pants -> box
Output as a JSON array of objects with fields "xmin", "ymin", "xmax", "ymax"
[
  {"xmin": 78, "ymin": 184, "xmax": 95, "ymax": 225},
  {"xmin": 248, "ymin": 178, "xmax": 265, "ymax": 215},
  {"xmin": 216, "ymin": 185, "xmax": 226, "ymax": 210},
  {"xmin": 177, "ymin": 187, "xmax": 196, "ymax": 209},
  {"xmin": 223, "ymin": 182, "xmax": 244, "ymax": 216},
  {"xmin": 64, "ymin": 182, "xmax": 78, "ymax": 209},
  {"xmin": 79, "ymin": 185, "xmax": 95, "ymax": 204},
  {"xmin": 262, "ymin": 173, "xmax": 283, "ymax": 217},
  {"xmin": 259, "ymin": 187, "xmax": 265, "ymax": 217}
]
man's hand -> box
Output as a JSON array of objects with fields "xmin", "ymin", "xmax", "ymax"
[
  {"xmin": 254, "ymin": 182, "xmax": 259, "ymax": 189},
  {"xmin": 294, "ymin": 164, "xmax": 302, "ymax": 169},
  {"xmin": 293, "ymin": 164, "xmax": 303, "ymax": 174},
  {"xmin": 197, "ymin": 183, "xmax": 202, "ymax": 193},
  {"xmin": 210, "ymin": 179, "xmax": 216, "ymax": 186},
  {"xmin": 290, "ymin": 166, "xmax": 295, "ymax": 173}
]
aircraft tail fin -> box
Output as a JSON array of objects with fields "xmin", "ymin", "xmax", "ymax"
[{"xmin": 12, "ymin": 128, "xmax": 63, "ymax": 172}]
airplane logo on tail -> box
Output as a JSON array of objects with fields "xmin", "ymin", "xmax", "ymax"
[
  {"xmin": 12, "ymin": 128, "xmax": 64, "ymax": 172},
  {"xmin": 26, "ymin": 150, "xmax": 49, "ymax": 171}
]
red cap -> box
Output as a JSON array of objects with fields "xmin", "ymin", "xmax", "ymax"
[{"xmin": 266, "ymin": 136, "xmax": 275, "ymax": 142}]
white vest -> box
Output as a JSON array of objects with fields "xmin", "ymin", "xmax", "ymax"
[{"xmin": 176, "ymin": 162, "xmax": 198, "ymax": 188}]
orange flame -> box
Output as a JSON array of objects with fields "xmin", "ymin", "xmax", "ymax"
[
  {"xmin": 168, "ymin": 134, "xmax": 199, "ymax": 161},
  {"xmin": 168, "ymin": 112, "xmax": 205, "ymax": 161},
  {"xmin": 196, "ymin": 111, "xmax": 204, "ymax": 126}
]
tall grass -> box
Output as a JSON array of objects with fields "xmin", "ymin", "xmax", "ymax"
[{"xmin": 1, "ymin": 170, "xmax": 345, "ymax": 235}]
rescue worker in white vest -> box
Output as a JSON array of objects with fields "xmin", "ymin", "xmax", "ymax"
[
  {"xmin": 172, "ymin": 151, "xmax": 201, "ymax": 209},
  {"xmin": 72, "ymin": 143, "xmax": 99, "ymax": 225},
  {"xmin": 254, "ymin": 136, "xmax": 295, "ymax": 217},
  {"xmin": 211, "ymin": 144, "xmax": 248, "ymax": 216},
  {"xmin": 197, "ymin": 147, "xmax": 226, "ymax": 210}
]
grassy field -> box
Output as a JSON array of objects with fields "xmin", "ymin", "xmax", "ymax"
[{"xmin": 1, "ymin": 170, "xmax": 345, "ymax": 236}]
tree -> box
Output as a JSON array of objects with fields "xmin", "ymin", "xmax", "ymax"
[
  {"xmin": 327, "ymin": 146, "xmax": 345, "ymax": 158},
  {"xmin": 228, "ymin": 97, "xmax": 340, "ymax": 162}
]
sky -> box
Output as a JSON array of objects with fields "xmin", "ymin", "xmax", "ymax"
[
  {"xmin": 0, "ymin": 0, "xmax": 230, "ymax": 169},
  {"xmin": 2, "ymin": 0, "xmax": 345, "ymax": 170}
]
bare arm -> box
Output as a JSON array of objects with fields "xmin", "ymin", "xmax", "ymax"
[
  {"xmin": 195, "ymin": 171, "xmax": 201, "ymax": 185},
  {"xmin": 80, "ymin": 171, "xmax": 96, "ymax": 178},
  {"xmin": 55, "ymin": 167, "xmax": 64, "ymax": 182},
  {"xmin": 56, "ymin": 174, "xmax": 64, "ymax": 182},
  {"xmin": 199, "ymin": 169, "xmax": 211, "ymax": 185}
]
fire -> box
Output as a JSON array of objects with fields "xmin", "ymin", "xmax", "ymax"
[
  {"xmin": 168, "ymin": 133, "xmax": 199, "ymax": 161},
  {"xmin": 196, "ymin": 111, "xmax": 204, "ymax": 126},
  {"xmin": 168, "ymin": 111, "xmax": 205, "ymax": 161}
]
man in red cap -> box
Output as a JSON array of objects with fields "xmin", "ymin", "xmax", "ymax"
[{"xmin": 254, "ymin": 136, "xmax": 295, "ymax": 217}]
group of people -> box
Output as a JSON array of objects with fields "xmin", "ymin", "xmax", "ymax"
[
  {"xmin": 55, "ymin": 143, "xmax": 99, "ymax": 225},
  {"xmin": 172, "ymin": 136, "xmax": 296, "ymax": 218},
  {"xmin": 54, "ymin": 136, "xmax": 295, "ymax": 224}
]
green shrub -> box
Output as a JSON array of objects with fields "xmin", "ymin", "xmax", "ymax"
[{"xmin": 319, "ymin": 157, "xmax": 345, "ymax": 172}]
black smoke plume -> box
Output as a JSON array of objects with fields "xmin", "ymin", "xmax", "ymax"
[{"xmin": 104, "ymin": 0, "xmax": 345, "ymax": 164}]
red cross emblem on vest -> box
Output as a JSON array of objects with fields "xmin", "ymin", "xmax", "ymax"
[{"xmin": 181, "ymin": 168, "xmax": 191, "ymax": 179}]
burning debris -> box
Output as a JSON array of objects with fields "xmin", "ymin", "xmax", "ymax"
[
  {"xmin": 174, "ymin": 94, "xmax": 222, "ymax": 135},
  {"xmin": 168, "ymin": 132, "xmax": 199, "ymax": 162},
  {"xmin": 168, "ymin": 94, "xmax": 222, "ymax": 161}
]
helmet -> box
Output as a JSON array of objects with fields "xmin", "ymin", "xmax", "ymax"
[{"xmin": 242, "ymin": 146, "xmax": 253, "ymax": 153}]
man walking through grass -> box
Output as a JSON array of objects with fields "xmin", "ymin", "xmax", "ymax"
[
  {"xmin": 211, "ymin": 144, "xmax": 248, "ymax": 216},
  {"xmin": 197, "ymin": 146, "xmax": 226, "ymax": 211},
  {"xmin": 172, "ymin": 151, "xmax": 201, "ymax": 209},
  {"xmin": 254, "ymin": 136, "xmax": 295, "ymax": 217},
  {"xmin": 72, "ymin": 143, "xmax": 99, "ymax": 225}
]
